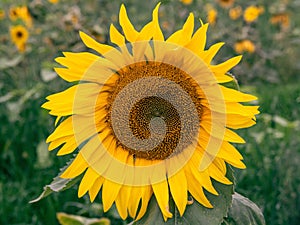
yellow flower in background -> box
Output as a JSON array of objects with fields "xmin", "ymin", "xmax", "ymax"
[
  {"xmin": 217, "ymin": 0, "xmax": 234, "ymax": 8},
  {"xmin": 270, "ymin": 13, "xmax": 290, "ymax": 29},
  {"xmin": 207, "ymin": 8, "xmax": 217, "ymax": 25},
  {"xmin": 48, "ymin": 0, "xmax": 59, "ymax": 4},
  {"xmin": 43, "ymin": 3, "xmax": 258, "ymax": 221},
  {"xmin": 9, "ymin": 7, "xmax": 19, "ymax": 20},
  {"xmin": 229, "ymin": 6, "xmax": 242, "ymax": 20},
  {"xmin": 0, "ymin": 9, "xmax": 5, "ymax": 19},
  {"xmin": 234, "ymin": 40, "xmax": 256, "ymax": 54},
  {"xmin": 9, "ymin": 6, "xmax": 32, "ymax": 28},
  {"xmin": 243, "ymin": 5, "xmax": 263, "ymax": 23},
  {"xmin": 180, "ymin": 0, "xmax": 193, "ymax": 5},
  {"xmin": 10, "ymin": 25, "xmax": 29, "ymax": 52}
]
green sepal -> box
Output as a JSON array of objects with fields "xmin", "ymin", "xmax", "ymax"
[{"xmin": 29, "ymin": 155, "xmax": 81, "ymax": 203}]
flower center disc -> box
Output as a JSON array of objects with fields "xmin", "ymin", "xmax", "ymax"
[{"xmin": 105, "ymin": 61, "xmax": 202, "ymax": 161}]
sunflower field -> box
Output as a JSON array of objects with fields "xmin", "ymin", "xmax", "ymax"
[{"xmin": 0, "ymin": 0, "xmax": 300, "ymax": 225}]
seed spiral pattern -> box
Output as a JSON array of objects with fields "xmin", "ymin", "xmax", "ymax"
[{"xmin": 104, "ymin": 61, "xmax": 201, "ymax": 160}]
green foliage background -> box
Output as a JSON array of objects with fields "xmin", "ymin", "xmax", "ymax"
[{"xmin": 0, "ymin": 0, "xmax": 299, "ymax": 224}]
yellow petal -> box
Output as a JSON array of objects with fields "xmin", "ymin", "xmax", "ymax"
[
  {"xmin": 226, "ymin": 117, "xmax": 256, "ymax": 129},
  {"xmin": 216, "ymin": 142, "xmax": 246, "ymax": 169},
  {"xmin": 56, "ymin": 136, "xmax": 78, "ymax": 155},
  {"xmin": 43, "ymin": 83, "xmax": 105, "ymax": 117},
  {"xmin": 210, "ymin": 55, "xmax": 242, "ymax": 74},
  {"xmin": 60, "ymin": 152, "xmax": 88, "ymax": 179},
  {"xmin": 224, "ymin": 128, "xmax": 245, "ymax": 143},
  {"xmin": 119, "ymin": 4, "xmax": 139, "ymax": 42},
  {"xmin": 46, "ymin": 117, "xmax": 73, "ymax": 141},
  {"xmin": 78, "ymin": 167, "xmax": 99, "ymax": 198},
  {"xmin": 56, "ymin": 52, "xmax": 98, "ymax": 69},
  {"xmin": 215, "ymin": 74, "xmax": 234, "ymax": 83},
  {"xmin": 115, "ymin": 185, "xmax": 132, "ymax": 219},
  {"xmin": 208, "ymin": 160, "xmax": 232, "ymax": 185},
  {"xmin": 152, "ymin": 3, "xmax": 164, "ymax": 41},
  {"xmin": 102, "ymin": 179, "xmax": 122, "ymax": 212},
  {"xmin": 152, "ymin": 180, "xmax": 172, "ymax": 220},
  {"xmin": 202, "ymin": 42, "xmax": 224, "ymax": 64},
  {"xmin": 48, "ymin": 135, "xmax": 70, "ymax": 151},
  {"xmin": 186, "ymin": 175, "xmax": 213, "ymax": 208},
  {"xmin": 221, "ymin": 86, "xmax": 258, "ymax": 102},
  {"xmin": 168, "ymin": 170, "xmax": 187, "ymax": 216},
  {"xmin": 185, "ymin": 23, "xmax": 208, "ymax": 55},
  {"xmin": 167, "ymin": 13, "xmax": 194, "ymax": 46},
  {"xmin": 79, "ymin": 31, "xmax": 113, "ymax": 55},
  {"xmin": 137, "ymin": 21, "xmax": 154, "ymax": 41},
  {"xmin": 188, "ymin": 159, "xmax": 218, "ymax": 195},
  {"xmin": 110, "ymin": 24, "xmax": 125, "ymax": 46},
  {"xmin": 135, "ymin": 186, "xmax": 152, "ymax": 220},
  {"xmin": 128, "ymin": 187, "xmax": 144, "ymax": 218},
  {"xmin": 89, "ymin": 176, "xmax": 104, "ymax": 202},
  {"xmin": 219, "ymin": 141, "xmax": 243, "ymax": 159}
]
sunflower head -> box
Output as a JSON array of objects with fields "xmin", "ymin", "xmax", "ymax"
[
  {"xmin": 10, "ymin": 25, "xmax": 29, "ymax": 52},
  {"xmin": 9, "ymin": 6, "xmax": 32, "ymax": 27},
  {"xmin": 229, "ymin": 6, "xmax": 242, "ymax": 20},
  {"xmin": 234, "ymin": 39, "xmax": 256, "ymax": 54},
  {"xmin": 0, "ymin": 9, "xmax": 5, "ymax": 20},
  {"xmin": 207, "ymin": 7, "xmax": 218, "ymax": 25},
  {"xmin": 243, "ymin": 5, "xmax": 263, "ymax": 23},
  {"xmin": 43, "ymin": 3, "xmax": 259, "ymax": 221},
  {"xmin": 217, "ymin": 0, "xmax": 234, "ymax": 8}
]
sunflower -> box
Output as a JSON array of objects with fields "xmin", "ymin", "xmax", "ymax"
[
  {"xmin": 229, "ymin": 6, "xmax": 242, "ymax": 20},
  {"xmin": 243, "ymin": 5, "xmax": 263, "ymax": 23},
  {"xmin": 180, "ymin": 0, "xmax": 193, "ymax": 5},
  {"xmin": 217, "ymin": 0, "xmax": 234, "ymax": 9},
  {"xmin": 10, "ymin": 25, "xmax": 29, "ymax": 52},
  {"xmin": 0, "ymin": 9, "xmax": 5, "ymax": 20},
  {"xmin": 9, "ymin": 6, "xmax": 32, "ymax": 28},
  {"xmin": 9, "ymin": 7, "xmax": 19, "ymax": 20},
  {"xmin": 270, "ymin": 13, "xmax": 290, "ymax": 29},
  {"xmin": 43, "ymin": 3, "xmax": 259, "ymax": 221},
  {"xmin": 48, "ymin": 0, "xmax": 59, "ymax": 4},
  {"xmin": 207, "ymin": 8, "xmax": 218, "ymax": 25},
  {"xmin": 234, "ymin": 40, "xmax": 256, "ymax": 54}
]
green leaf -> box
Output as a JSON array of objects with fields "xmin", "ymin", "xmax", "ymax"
[
  {"xmin": 130, "ymin": 166, "xmax": 234, "ymax": 225},
  {"xmin": 222, "ymin": 193, "xmax": 265, "ymax": 225},
  {"xmin": 29, "ymin": 156, "xmax": 81, "ymax": 203},
  {"xmin": 57, "ymin": 212, "xmax": 110, "ymax": 225}
]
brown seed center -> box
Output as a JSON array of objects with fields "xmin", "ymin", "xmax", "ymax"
[{"xmin": 104, "ymin": 61, "xmax": 202, "ymax": 160}]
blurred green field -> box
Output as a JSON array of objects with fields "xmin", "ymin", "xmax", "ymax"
[{"xmin": 1, "ymin": 0, "xmax": 300, "ymax": 224}]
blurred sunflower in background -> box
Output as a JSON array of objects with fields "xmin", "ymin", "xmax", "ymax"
[
  {"xmin": 207, "ymin": 7, "xmax": 218, "ymax": 25},
  {"xmin": 0, "ymin": 9, "xmax": 5, "ymax": 20},
  {"xmin": 180, "ymin": 0, "xmax": 193, "ymax": 5},
  {"xmin": 10, "ymin": 25, "xmax": 29, "ymax": 52},
  {"xmin": 234, "ymin": 39, "xmax": 256, "ymax": 54},
  {"xmin": 229, "ymin": 6, "xmax": 242, "ymax": 20},
  {"xmin": 217, "ymin": 0, "xmax": 234, "ymax": 9},
  {"xmin": 243, "ymin": 5, "xmax": 264, "ymax": 23},
  {"xmin": 270, "ymin": 13, "xmax": 290, "ymax": 29},
  {"xmin": 9, "ymin": 6, "xmax": 32, "ymax": 27},
  {"xmin": 43, "ymin": 3, "xmax": 259, "ymax": 221}
]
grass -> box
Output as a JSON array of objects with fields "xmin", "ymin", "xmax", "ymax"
[{"xmin": 235, "ymin": 83, "xmax": 300, "ymax": 225}]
